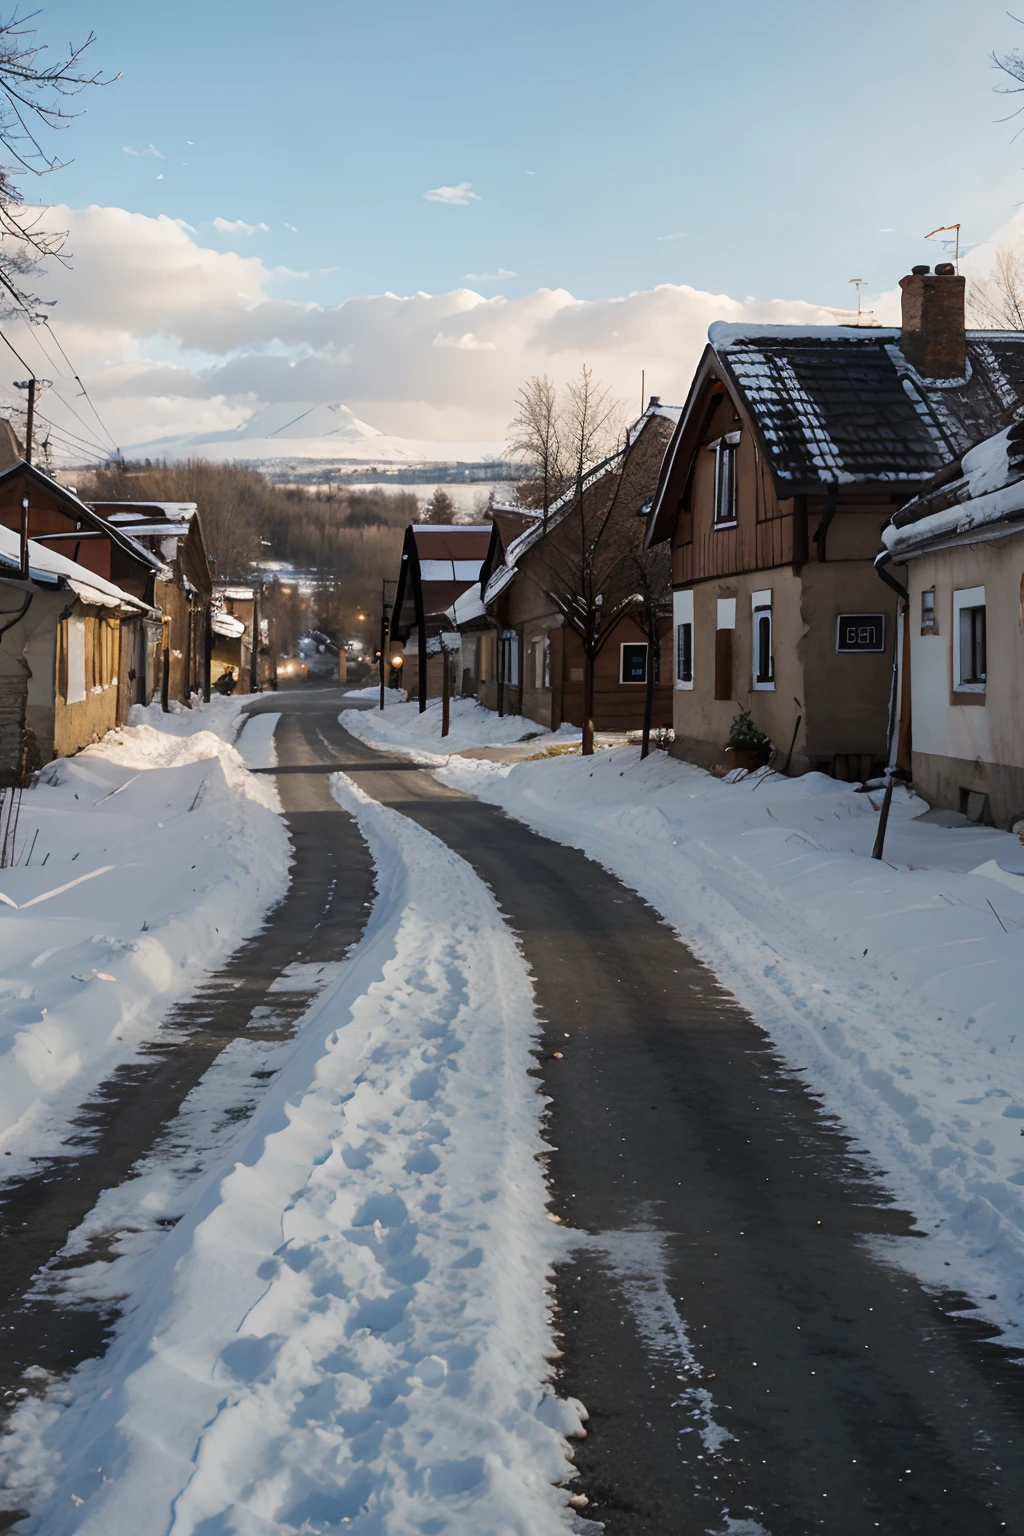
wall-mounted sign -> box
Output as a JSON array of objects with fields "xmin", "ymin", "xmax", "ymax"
[{"xmin": 836, "ymin": 614, "xmax": 886, "ymax": 653}]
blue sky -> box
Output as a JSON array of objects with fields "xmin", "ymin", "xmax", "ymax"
[{"xmin": 33, "ymin": 0, "xmax": 1024, "ymax": 312}]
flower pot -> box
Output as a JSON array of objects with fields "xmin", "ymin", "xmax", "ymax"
[{"xmin": 725, "ymin": 744, "xmax": 770, "ymax": 773}]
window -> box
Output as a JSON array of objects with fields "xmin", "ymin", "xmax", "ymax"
[
  {"xmin": 673, "ymin": 589, "xmax": 694, "ymax": 690},
  {"xmin": 751, "ymin": 589, "xmax": 774, "ymax": 690},
  {"xmin": 620, "ymin": 642, "xmax": 649, "ymax": 684},
  {"xmin": 501, "ymin": 630, "xmax": 520, "ymax": 687},
  {"xmin": 712, "ymin": 432, "xmax": 740, "ymax": 526},
  {"xmin": 532, "ymin": 638, "xmax": 544, "ymax": 690},
  {"xmin": 952, "ymin": 586, "xmax": 986, "ymax": 695},
  {"xmin": 543, "ymin": 636, "xmax": 551, "ymax": 690},
  {"xmin": 921, "ymin": 589, "xmax": 936, "ymax": 636},
  {"xmin": 676, "ymin": 622, "xmax": 693, "ymax": 684}
]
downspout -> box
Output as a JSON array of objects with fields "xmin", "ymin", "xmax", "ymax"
[
  {"xmin": 874, "ymin": 547, "xmax": 911, "ymax": 772},
  {"xmin": 812, "ymin": 480, "xmax": 839, "ymax": 562}
]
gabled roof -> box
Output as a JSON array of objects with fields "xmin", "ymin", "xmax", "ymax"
[
  {"xmin": 483, "ymin": 403, "xmax": 676, "ymax": 605},
  {"xmin": 646, "ymin": 324, "xmax": 1024, "ymax": 545},
  {"xmin": 390, "ymin": 523, "xmax": 492, "ymax": 641},
  {"xmin": 0, "ymin": 462, "xmax": 165, "ymax": 571},
  {"xmin": 883, "ymin": 423, "xmax": 1024, "ymax": 559},
  {"xmin": 0, "ymin": 523, "xmax": 155, "ymax": 611}
]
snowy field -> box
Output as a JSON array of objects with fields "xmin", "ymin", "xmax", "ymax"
[
  {"xmin": 344, "ymin": 695, "xmax": 579, "ymax": 761},
  {"xmin": 344, "ymin": 700, "xmax": 1024, "ymax": 1339},
  {"xmin": 0, "ymin": 696, "xmax": 288, "ymax": 1175},
  {"xmin": 3, "ymin": 773, "xmax": 586, "ymax": 1535}
]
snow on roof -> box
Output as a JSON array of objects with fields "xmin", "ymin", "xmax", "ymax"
[
  {"xmin": 216, "ymin": 585, "xmax": 255, "ymax": 600},
  {"xmin": 0, "ymin": 523, "xmax": 153, "ymax": 611},
  {"xmin": 699, "ymin": 326, "xmax": 1024, "ymax": 491},
  {"xmin": 446, "ymin": 583, "xmax": 486, "ymax": 625},
  {"xmin": 884, "ymin": 424, "xmax": 1024, "ymax": 558},
  {"xmin": 419, "ymin": 559, "xmax": 483, "ymax": 582},
  {"xmin": 212, "ymin": 610, "xmax": 247, "ymax": 639}
]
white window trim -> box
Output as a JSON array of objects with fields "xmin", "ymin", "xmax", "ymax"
[
  {"xmin": 619, "ymin": 640, "xmax": 649, "ymax": 685},
  {"xmin": 710, "ymin": 431, "xmax": 741, "ymax": 529},
  {"xmin": 751, "ymin": 588, "xmax": 775, "ymax": 692},
  {"xmin": 66, "ymin": 615, "xmax": 86, "ymax": 705},
  {"xmin": 952, "ymin": 585, "xmax": 985, "ymax": 694},
  {"xmin": 673, "ymin": 589, "xmax": 694, "ymax": 690}
]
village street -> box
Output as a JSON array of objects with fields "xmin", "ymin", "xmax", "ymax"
[{"xmin": 1, "ymin": 685, "xmax": 1024, "ymax": 1533}]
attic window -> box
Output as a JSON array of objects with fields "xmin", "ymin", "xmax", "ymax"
[{"xmin": 709, "ymin": 431, "xmax": 740, "ymax": 527}]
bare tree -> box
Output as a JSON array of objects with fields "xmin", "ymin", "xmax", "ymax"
[
  {"xmin": 0, "ymin": 14, "xmax": 113, "ymax": 310},
  {"xmin": 620, "ymin": 535, "xmax": 672, "ymax": 759},
  {"xmin": 967, "ymin": 244, "xmax": 1024, "ymax": 329},
  {"xmin": 506, "ymin": 374, "xmax": 567, "ymax": 522}
]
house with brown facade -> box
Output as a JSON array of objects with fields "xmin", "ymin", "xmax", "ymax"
[
  {"xmin": 469, "ymin": 400, "xmax": 679, "ymax": 732},
  {"xmin": 879, "ymin": 421, "xmax": 1024, "ymax": 827},
  {"xmin": 388, "ymin": 523, "xmax": 492, "ymax": 708},
  {"xmin": 88, "ymin": 500, "xmax": 213, "ymax": 705},
  {"xmin": 0, "ymin": 524, "xmax": 158, "ymax": 784},
  {"xmin": 645, "ymin": 265, "xmax": 1024, "ymax": 779}
]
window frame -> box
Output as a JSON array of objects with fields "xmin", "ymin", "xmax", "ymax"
[
  {"xmin": 952, "ymin": 586, "xmax": 986, "ymax": 695},
  {"xmin": 710, "ymin": 431, "xmax": 741, "ymax": 529},
  {"xmin": 920, "ymin": 588, "xmax": 937, "ymax": 636},
  {"xmin": 751, "ymin": 588, "xmax": 775, "ymax": 692},
  {"xmin": 673, "ymin": 589, "xmax": 694, "ymax": 690},
  {"xmin": 619, "ymin": 641, "xmax": 649, "ymax": 685}
]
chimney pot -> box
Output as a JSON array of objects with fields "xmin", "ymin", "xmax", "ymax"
[
  {"xmin": 648, "ymin": 394, "xmax": 661, "ymax": 408},
  {"xmin": 899, "ymin": 266, "xmax": 966, "ymax": 379}
]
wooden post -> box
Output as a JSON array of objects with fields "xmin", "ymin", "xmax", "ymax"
[
  {"xmin": 441, "ymin": 640, "xmax": 451, "ymax": 738},
  {"xmin": 871, "ymin": 776, "xmax": 895, "ymax": 861},
  {"xmin": 379, "ymin": 586, "xmax": 387, "ymax": 711},
  {"xmin": 640, "ymin": 624, "xmax": 655, "ymax": 760}
]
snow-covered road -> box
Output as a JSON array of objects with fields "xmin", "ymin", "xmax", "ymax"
[{"xmin": 3, "ymin": 766, "xmax": 585, "ymax": 1534}]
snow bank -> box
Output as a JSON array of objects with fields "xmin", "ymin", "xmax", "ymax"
[
  {"xmin": 0, "ymin": 699, "xmax": 288, "ymax": 1173},
  {"xmin": 343, "ymin": 695, "xmax": 579, "ymax": 763},
  {"xmin": 434, "ymin": 747, "xmax": 1024, "ymax": 1337},
  {"xmin": 342, "ymin": 684, "xmax": 407, "ymax": 703},
  {"xmin": 3, "ymin": 774, "xmax": 583, "ymax": 1534}
]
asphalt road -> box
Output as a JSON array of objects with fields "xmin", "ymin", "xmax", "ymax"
[{"xmin": 265, "ymin": 690, "xmax": 1024, "ymax": 1536}]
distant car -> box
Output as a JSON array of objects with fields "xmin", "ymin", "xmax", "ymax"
[{"xmin": 277, "ymin": 654, "xmax": 308, "ymax": 683}]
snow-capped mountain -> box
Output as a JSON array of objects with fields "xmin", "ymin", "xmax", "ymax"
[{"xmin": 127, "ymin": 402, "xmax": 505, "ymax": 468}]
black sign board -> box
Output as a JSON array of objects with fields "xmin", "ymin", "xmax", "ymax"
[{"xmin": 836, "ymin": 614, "xmax": 885, "ymax": 653}]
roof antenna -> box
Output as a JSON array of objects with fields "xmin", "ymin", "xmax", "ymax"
[
  {"xmin": 640, "ymin": 368, "xmax": 645, "ymax": 414},
  {"xmin": 924, "ymin": 223, "xmax": 961, "ymax": 274},
  {"xmin": 848, "ymin": 278, "xmax": 865, "ymax": 320}
]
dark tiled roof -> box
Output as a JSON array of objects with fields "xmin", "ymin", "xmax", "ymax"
[{"xmin": 709, "ymin": 325, "xmax": 1024, "ymax": 490}]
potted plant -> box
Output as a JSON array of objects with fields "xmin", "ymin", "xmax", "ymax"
[{"xmin": 725, "ymin": 708, "xmax": 771, "ymax": 772}]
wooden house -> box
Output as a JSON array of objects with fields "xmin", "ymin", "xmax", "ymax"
[
  {"xmin": 471, "ymin": 401, "xmax": 679, "ymax": 732},
  {"xmin": 388, "ymin": 523, "xmax": 492, "ymax": 708},
  {"xmin": 645, "ymin": 265, "xmax": 1024, "ymax": 777},
  {"xmin": 88, "ymin": 500, "xmax": 213, "ymax": 705},
  {"xmin": 0, "ymin": 524, "xmax": 158, "ymax": 783},
  {"xmin": 880, "ymin": 423, "xmax": 1024, "ymax": 827}
]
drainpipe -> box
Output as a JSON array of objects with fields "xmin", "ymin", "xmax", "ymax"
[
  {"xmin": 874, "ymin": 547, "xmax": 911, "ymax": 773},
  {"xmin": 812, "ymin": 480, "xmax": 839, "ymax": 562}
]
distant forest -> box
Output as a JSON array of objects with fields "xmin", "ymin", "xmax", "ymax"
[{"xmin": 80, "ymin": 459, "xmax": 427, "ymax": 651}]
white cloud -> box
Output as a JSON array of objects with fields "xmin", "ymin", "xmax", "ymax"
[
  {"xmin": 432, "ymin": 331, "xmax": 497, "ymax": 351},
  {"xmin": 463, "ymin": 268, "xmax": 516, "ymax": 282},
  {"xmin": 424, "ymin": 182, "xmax": 480, "ymax": 205},
  {"xmin": 35, "ymin": 202, "xmax": 991, "ymax": 450},
  {"xmin": 284, "ymin": 222, "xmax": 299, "ymax": 232},
  {"xmin": 123, "ymin": 143, "xmax": 164, "ymax": 159},
  {"xmin": 656, "ymin": 232, "xmax": 688, "ymax": 242},
  {"xmin": 213, "ymin": 216, "xmax": 257, "ymax": 236}
]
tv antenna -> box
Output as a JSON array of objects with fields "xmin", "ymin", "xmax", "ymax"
[
  {"xmin": 924, "ymin": 223, "xmax": 961, "ymax": 273},
  {"xmin": 848, "ymin": 278, "xmax": 866, "ymax": 317}
]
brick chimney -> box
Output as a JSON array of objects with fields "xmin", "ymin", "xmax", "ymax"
[{"xmin": 899, "ymin": 262, "xmax": 966, "ymax": 379}]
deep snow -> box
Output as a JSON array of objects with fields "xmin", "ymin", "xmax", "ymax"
[
  {"xmin": 2, "ymin": 772, "xmax": 585, "ymax": 1534},
  {"xmin": 0, "ymin": 696, "xmax": 288, "ymax": 1176},
  {"xmin": 343, "ymin": 695, "xmax": 579, "ymax": 761}
]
